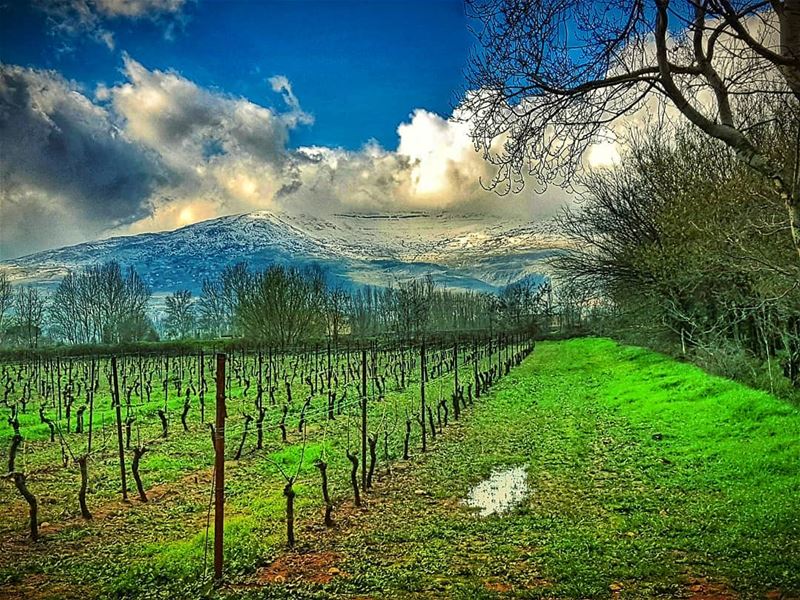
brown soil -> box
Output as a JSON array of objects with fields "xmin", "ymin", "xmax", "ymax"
[
  {"xmin": 255, "ymin": 550, "xmax": 346, "ymax": 585},
  {"xmin": 686, "ymin": 576, "xmax": 737, "ymax": 600}
]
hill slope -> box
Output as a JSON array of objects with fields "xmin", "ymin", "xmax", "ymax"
[{"xmin": 1, "ymin": 211, "xmax": 565, "ymax": 293}]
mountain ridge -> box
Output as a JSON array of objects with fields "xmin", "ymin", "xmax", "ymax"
[{"xmin": 1, "ymin": 210, "xmax": 566, "ymax": 293}]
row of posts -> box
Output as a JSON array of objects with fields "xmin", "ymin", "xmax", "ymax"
[{"xmin": 105, "ymin": 334, "xmax": 525, "ymax": 581}]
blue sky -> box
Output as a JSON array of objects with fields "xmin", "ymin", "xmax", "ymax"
[
  {"xmin": 0, "ymin": 1, "xmax": 569, "ymax": 259},
  {"xmin": 0, "ymin": 0, "xmax": 473, "ymax": 150}
]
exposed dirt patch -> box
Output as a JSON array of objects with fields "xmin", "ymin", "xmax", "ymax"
[
  {"xmin": 766, "ymin": 591, "xmax": 800, "ymax": 600},
  {"xmin": 1, "ymin": 466, "xmax": 213, "ymax": 547},
  {"xmin": 686, "ymin": 576, "xmax": 737, "ymax": 600},
  {"xmin": 483, "ymin": 580, "xmax": 512, "ymax": 593},
  {"xmin": 256, "ymin": 550, "xmax": 345, "ymax": 585},
  {"xmin": 144, "ymin": 467, "xmax": 213, "ymax": 502},
  {"xmin": 0, "ymin": 464, "xmax": 218, "ymax": 600},
  {"xmin": 0, "ymin": 573, "xmax": 86, "ymax": 600}
]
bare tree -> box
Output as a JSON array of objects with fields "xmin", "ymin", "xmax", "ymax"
[
  {"xmin": 48, "ymin": 262, "xmax": 153, "ymax": 344},
  {"xmin": 0, "ymin": 272, "xmax": 12, "ymax": 335},
  {"xmin": 13, "ymin": 286, "xmax": 45, "ymax": 347},
  {"xmin": 553, "ymin": 119, "xmax": 800, "ymax": 381},
  {"xmin": 392, "ymin": 275, "xmax": 435, "ymax": 340},
  {"xmin": 197, "ymin": 262, "xmax": 249, "ymax": 337},
  {"xmin": 197, "ymin": 278, "xmax": 228, "ymax": 338},
  {"xmin": 164, "ymin": 290, "xmax": 195, "ymax": 339},
  {"xmin": 325, "ymin": 287, "xmax": 349, "ymax": 344},
  {"xmin": 498, "ymin": 277, "xmax": 549, "ymax": 331},
  {"xmin": 49, "ymin": 272, "xmax": 82, "ymax": 343},
  {"xmin": 235, "ymin": 264, "xmax": 328, "ymax": 347},
  {"xmin": 463, "ymin": 0, "xmax": 800, "ymax": 258}
]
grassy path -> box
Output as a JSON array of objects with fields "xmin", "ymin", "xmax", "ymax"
[
  {"xmin": 243, "ymin": 338, "xmax": 800, "ymax": 599},
  {"xmin": 2, "ymin": 338, "xmax": 798, "ymax": 599}
]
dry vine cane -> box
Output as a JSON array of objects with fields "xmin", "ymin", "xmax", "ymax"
[
  {"xmin": 266, "ymin": 431, "xmax": 308, "ymax": 547},
  {"xmin": 314, "ymin": 418, "xmax": 334, "ymax": 527},
  {"xmin": 4, "ymin": 414, "xmax": 38, "ymax": 540}
]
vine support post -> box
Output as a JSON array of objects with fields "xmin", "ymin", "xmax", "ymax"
[
  {"xmin": 453, "ymin": 338, "xmax": 460, "ymax": 420},
  {"xmin": 361, "ymin": 347, "xmax": 367, "ymax": 490},
  {"xmin": 420, "ymin": 340, "xmax": 427, "ymax": 453},
  {"xmin": 327, "ymin": 341, "xmax": 334, "ymax": 420},
  {"xmin": 111, "ymin": 357, "xmax": 128, "ymax": 502},
  {"xmin": 214, "ymin": 353, "xmax": 227, "ymax": 582}
]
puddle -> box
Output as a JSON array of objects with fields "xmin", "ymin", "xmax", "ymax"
[{"xmin": 464, "ymin": 465, "xmax": 529, "ymax": 517}]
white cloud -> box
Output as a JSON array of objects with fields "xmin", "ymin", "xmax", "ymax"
[
  {"xmin": 268, "ymin": 75, "xmax": 313, "ymax": 128},
  {"xmin": 0, "ymin": 58, "xmax": 570, "ymax": 259},
  {"xmin": 397, "ymin": 109, "xmax": 491, "ymax": 204},
  {"xmin": 34, "ymin": 0, "xmax": 188, "ymax": 50},
  {"xmin": 94, "ymin": 0, "xmax": 185, "ymax": 18},
  {"xmin": 111, "ymin": 56, "xmax": 292, "ymax": 168},
  {"xmin": 104, "ymin": 57, "xmax": 306, "ymax": 226}
]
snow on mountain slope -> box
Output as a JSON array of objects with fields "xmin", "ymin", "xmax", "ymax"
[{"xmin": 1, "ymin": 210, "xmax": 566, "ymax": 293}]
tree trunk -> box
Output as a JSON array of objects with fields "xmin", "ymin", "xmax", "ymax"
[
  {"xmin": 77, "ymin": 456, "xmax": 92, "ymax": 520},
  {"xmin": 256, "ymin": 406, "xmax": 265, "ymax": 450},
  {"xmin": 788, "ymin": 198, "xmax": 800, "ymax": 260},
  {"xmin": 8, "ymin": 433, "xmax": 21, "ymax": 473},
  {"xmin": 778, "ymin": 0, "xmax": 800, "ymax": 103},
  {"xmin": 234, "ymin": 415, "xmax": 252, "ymax": 460},
  {"xmin": 181, "ymin": 399, "xmax": 190, "ymax": 432},
  {"xmin": 11, "ymin": 473, "xmax": 38, "ymax": 541},
  {"xmin": 157, "ymin": 409, "xmax": 168, "ymax": 439},
  {"xmin": 366, "ymin": 435, "xmax": 377, "ymax": 490},
  {"xmin": 403, "ymin": 419, "xmax": 411, "ymax": 460},
  {"xmin": 284, "ymin": 481, "xmax": 296, "ymax": 547},
  {"xmin": 132, "ymin": 446, "xmax": 148, "ymax": 502},
  {"xmin": 315, "ymin": 460, "xmax": 334, "ymax": 527},
  {"xmin": 346, "ymin": 450, "xmax": 361, "ymax": 507}
]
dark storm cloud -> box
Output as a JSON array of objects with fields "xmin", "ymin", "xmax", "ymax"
[{"xmin": 0, "ymin": 64, "xmax": 164, "ymax": 257}]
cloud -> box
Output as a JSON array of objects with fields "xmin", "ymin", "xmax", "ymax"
[
  {"xmin": 94, "ymin": 0, "xmax": 185, "ymax": 18},
  {"xmin": 0, "ymin": 64, "xmax": 164, "ymax": 257},
  {"xmin": 103, "ymin": 59, "xmax": 564, "ymax": 231},
  {"xmin": 104, "ymin": 56, "xmax": 308, "ymax": 227},
  {"xmin": 279, "ymin": 109, "xmax": 570, "ymax": 218},
  {"xmin": 397, "ymin": 109, "xmax": 493, "ymax": 205},
  {"xmin": 0, "ymin": 58, "xmax": 307, "ymax": 258},
  {"xmin": 34, "ymin": 0, "xmax": 188, "ymax": 49},
  {"xmin": 111, "ymin": 56, "xmax": 294, "ymax": 168},
  {"xmin": 279, "ymin": 110, "xmax": 496, "ymax": 212},
  {"xmin": 0, "ymin": 57, "xmax": 569, "ymax": 259},
  {"xmin": 268, "ymin": 75, "xmax": 313, "ymax": 128}
]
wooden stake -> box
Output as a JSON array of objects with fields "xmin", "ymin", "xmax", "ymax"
[
  {"xmin": 361, "ymin": 348, "xmax": 367, "ymax": 490},
  {"xmin": 420, "ymin": 341, "xmax": 427, "ymax": 452},
  {"xmin": 214, "ymin": 353, "xmax": 226, "ymax": 581},
  {"xmin": 111, "ymin": 357, "xmax": 128, "ymax": 501}
]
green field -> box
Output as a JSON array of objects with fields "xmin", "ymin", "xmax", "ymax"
[{"xmin": 2, "ymin": 338, "xmax": 798, "ymax": 599}]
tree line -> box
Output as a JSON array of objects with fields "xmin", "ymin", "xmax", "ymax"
[
  {"xmin": 461, "ymin": 0, "xmax": 800, "ymax": 399},
  {"xmin": 0, "ymin": 263, "xmax": 156, "ymax": 348},
  {"xmin": 0, "ymin": 262, "xmax": 552, "ymax": 349},
  {"xmin": 551, "ymin": 110, "xmax": 800, "ymax": 396}
]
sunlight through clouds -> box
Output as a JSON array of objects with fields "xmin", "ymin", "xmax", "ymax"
[{"xmin": 0, "ymin": 56, "xmax": 570, "ymax": 258}]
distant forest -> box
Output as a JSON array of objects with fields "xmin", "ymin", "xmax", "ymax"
[{"xmin": 0, "ymin": 263, "xmax": 551, "ymax": 348}]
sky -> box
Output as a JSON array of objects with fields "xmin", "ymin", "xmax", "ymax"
[{"xmin": 0, "ymin": 0, "xmax": 573, "ymax": 260}]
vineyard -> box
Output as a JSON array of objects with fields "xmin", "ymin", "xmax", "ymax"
[
  {"xmin": 0, "ymin": 333, "xmax": 533, "ymax": 593},
  {"xmin": 1, "ymin": 337, "xmax": 799, "ymax": 599}
]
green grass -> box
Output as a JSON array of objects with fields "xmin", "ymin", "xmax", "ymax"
[
  {"xmin": 1, "ymin": 337, "xmax": 798, "ymax": 599},
  {"xmin": 261, "ymin": 337, "xmax": 799, "ymax": 599}
]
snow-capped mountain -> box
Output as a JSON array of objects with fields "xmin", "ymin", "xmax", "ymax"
[{"xmin": 1, "ymin": 210, "xmax": 566, "ymax": 293}]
